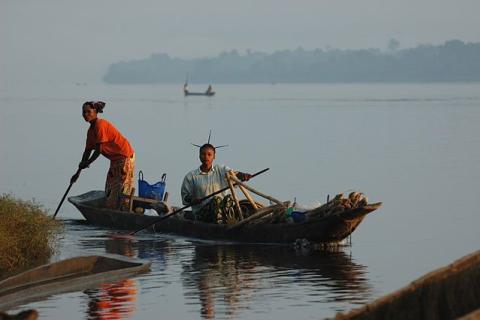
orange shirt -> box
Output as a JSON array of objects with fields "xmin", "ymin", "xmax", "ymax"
[{"xmin": 86, "ymin": 119, "xmax": 134, "ymax": 161}]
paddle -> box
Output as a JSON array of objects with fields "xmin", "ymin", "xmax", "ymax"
[
  {"xmin": 128, "ymin": 168, "xmax": 270, "ymax": 235},
  {"xmin": 52, "ymin": 168, "xmax": 81, "ymax": 220}
]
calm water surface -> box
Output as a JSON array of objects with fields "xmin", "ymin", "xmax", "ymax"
[{"xmin": 1, "ymin": 83, "xmax": 479, "ymax": 319}]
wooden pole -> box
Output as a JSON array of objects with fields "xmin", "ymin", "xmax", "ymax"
[
  {"xmin": 52, "ymin": 168, "xmax": 81, "ymax": 220},
  {"xmin": 238, "ymin": 184, "xmax": 259, "ymax": 210},
  {"xmin": 226, "ymin": 171, "xmax": 243, "ymax": 220},
  {"xmin": 229, "ymin": 174, "xmax": 285, "ymax": 207},
  {"xmin": 227, "ymin": 204, "xmax": 281, "ymax": 230},
  {"xmin": 128, "ymin": 188, "xmax": 136, "ymax": 213}
]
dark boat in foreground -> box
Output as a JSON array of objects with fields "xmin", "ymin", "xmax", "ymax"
[
  {"xmin": 0, "ymin": 254, "xmax": 151, "ymax": 310},
  {"xmin": 68, "ymin": 191, "xmax": 381, "ymax": 244},
  {"xmin": 334, "ymin": 250, "xmax": 480, "ymax": 320}
]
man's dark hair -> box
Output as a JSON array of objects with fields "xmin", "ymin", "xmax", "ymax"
[{"xmin": 199, "ymin": 143, "xmax": 216, "ymax": 153}]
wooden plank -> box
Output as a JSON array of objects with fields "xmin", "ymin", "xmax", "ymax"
[{"xmin": 123, "ymin": 195, "xmax": 161, "ymax": 205}]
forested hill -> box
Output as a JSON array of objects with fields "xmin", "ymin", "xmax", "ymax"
[{"xmin": 103, "ymin": 40, "xmax": 480, "ymax": 84}]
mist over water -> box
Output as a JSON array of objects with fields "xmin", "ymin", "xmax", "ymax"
[{"xmin": 1, "ymin": 83, "xmax": 479, "ymax": 319}]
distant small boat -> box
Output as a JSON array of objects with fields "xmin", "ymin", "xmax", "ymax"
[
  {"xmin": 184, "ymin": 91, "xmax": 216, "ymax": 97},
  {"xmin": 183, "ymin": 82, "xmax": 215, "ymax": 96},
  {"xmin": 0, "ymin": 255, "xmax": 151, "ymax": 310}
]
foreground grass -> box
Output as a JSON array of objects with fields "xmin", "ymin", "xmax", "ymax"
[{"xmin": 0, "ymin": 194, "xmax": 63, "ymax": 277}]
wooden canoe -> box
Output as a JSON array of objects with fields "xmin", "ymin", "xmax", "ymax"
[
  {"xmin": 333, "ymin": 250, "xmax": 480, "ymax": 320},
  {"xmin": 184, "ymin": 91, "xmax": 215, "ymax": 96},
  {"xmin": 0, "ymin": 254, "xmax": 151, "ymax": 310},
  {"xmin": 68, "ymin": 190, "xmax": 381, "ymax": 244}
]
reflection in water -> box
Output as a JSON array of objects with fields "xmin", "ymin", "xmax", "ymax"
[
  {"xmin": 84, "ymin": 279, "xmax": 138, "ymax": 320},
  {"xmin": 104, "ymin": 235, "xmax": 172, "ymax": 271},
  {"xmin": 182, "ymin": 245, "xmax": 372, "ymax": 319},
  {"xmin": 76, "ymin": 229, "xmax": 172, "ymax": 266},
  {"xmin": 77, "ymin": 233, "xmax": 174, "ymax": 319},
  {"xmin": 80, "ymin": 234, "xmax": 157, "ymax": 320},
  {"xmin": 66, "ymin": 223, "xmax": 371, "ymax": 319},
  {"xmin": 136, "ymin": 239, "xmax": 171, "ymax": 269},
  {"xmin": 104, "ymin": 237, "xmax": 135, "ymax": 257},
  {"xmin": 183, "ymin": 245, "xmax": 256, "ymax": 319},
  {"xmin": 258, "ymin": 247, "xmax": 372, "ymax": 304},
  {"xmin": 80, "ymin": 234, "xmax": 169, "ymax": 319}
]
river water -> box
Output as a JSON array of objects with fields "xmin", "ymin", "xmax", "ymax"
[{"xmin": 1, "ymin": 83, "xmax": 479, "ymax": 319}]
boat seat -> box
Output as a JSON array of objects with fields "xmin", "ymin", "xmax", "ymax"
[{"xmin": 122, "ymin": 189, "xmax": 169, "ymax": 214}]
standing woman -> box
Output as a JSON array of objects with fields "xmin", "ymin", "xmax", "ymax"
[{"xmin": 71, "ymin": 101, "xmax": 135, "ymax": 210}]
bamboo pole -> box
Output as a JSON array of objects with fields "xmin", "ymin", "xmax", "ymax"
[
  {"xmin": 227, "ymin": 204, "xmax": 281, "ymax": 230},
  {"xmin": 226, "ymin": 171, "xmax": 244, "ymax": 220},
  {"xmin": 238, "ymin": 184, "xmax": 259, "ymax": 210},
  {"xmin": 230, "ymin": 171, "xmax": 260, "ymax": 209},
  {"xmin": 229, "ymin": 174, "xmax": 285, "ymax": 207}
]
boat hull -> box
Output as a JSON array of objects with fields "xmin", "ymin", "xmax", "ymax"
[
  {"xmin": 184, "ymin": 91, "xmax": 215, "ymax": 96},
  {"xmin": 334, "ymin": 250, "xmax": 480, "ymax": 320},
  {"xmin": 68, "ymin": 191, "xmax": 381, "ymax": 244},
  {"xmin": 0, "ymin": 254, "xmax": 150, "ymax": 309}
]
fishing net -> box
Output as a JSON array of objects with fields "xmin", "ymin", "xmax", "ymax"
[{"xmin": 196, "ymin": 195, "xmax": 258, "ymax": 224}]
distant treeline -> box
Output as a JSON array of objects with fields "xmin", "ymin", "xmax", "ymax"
[{"xmin": 103, "ymin": 40, "xmax": 480, "ymax": 84}]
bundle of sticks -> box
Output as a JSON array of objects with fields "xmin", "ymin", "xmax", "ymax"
[
  {"xmin": 306, "ymin": 192, "xmax": 369, "ymax": 220},
  {"xmin": 224, "ymin": 171, "xmax": 289, "ymax": 229},
  {"xmin": 224, "ymin": 171, "xmax": 371, "ymax": 229}
]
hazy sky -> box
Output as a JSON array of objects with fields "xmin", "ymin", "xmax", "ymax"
[{"xmin": 2, "ymin": 0, "xmax": 480, "ymax": 84}]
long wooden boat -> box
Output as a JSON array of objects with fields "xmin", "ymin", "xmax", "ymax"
[
  {"xmin": 184, "ymin": 91, "xmax": 215, "ymax": 96},
  {"xmin": 0, "ymin": 254, "xmax": 151, "ymax": 310},
  {"xmin": 333, "ymin": 250, "xmax": 480, "ymax": 320},
  {"xmin": 68, "ymin": 190, "xmax": 381, "ymax": 244}
]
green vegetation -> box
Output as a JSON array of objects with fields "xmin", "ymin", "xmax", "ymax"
[
  {"xmin": 104, "ymin": 39, "xmax": 480, "ymax": 84},
  {"xmin": 0, "ymin": 194, "xmax": 63, "ymax": 276}
]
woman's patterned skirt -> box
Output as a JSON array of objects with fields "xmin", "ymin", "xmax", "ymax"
[{"xmin": 105, "ymin": 155, "xmax": 135, "ymax": 210}]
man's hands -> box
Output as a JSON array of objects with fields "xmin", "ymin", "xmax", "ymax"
[{"xmin": 236, "ymin": 172, "xmax": 252, "ymax": 182}]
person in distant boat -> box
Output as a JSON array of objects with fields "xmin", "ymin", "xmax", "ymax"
[
  {"xmin": 70, "ymin": 101, "xmax": 135, "ymax": 210},
  {"xmin": 206, "ymin": 85, "xmax": 213, "ymax": 94},
  {"xmin": 181, "ymin": 143, "xmax": 252, "ymax": 223}
]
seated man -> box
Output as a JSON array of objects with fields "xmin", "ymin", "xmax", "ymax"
[{"xmin": 181, "ymin": 143, "xmax": 251, "ymax": 223}]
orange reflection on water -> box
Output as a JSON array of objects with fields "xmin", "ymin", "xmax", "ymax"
[{"xmin": 85, "ymin": 278, "xmax": 138, "ymax": 320}]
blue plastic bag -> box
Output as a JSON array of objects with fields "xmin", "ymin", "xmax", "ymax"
[
  {"xmin": 138, "ymin": 171, "xmax": 166, "ymax": 203},
  {"xmin": 291, "ymin": 211, "xmax": 306, "ymax": 223}
]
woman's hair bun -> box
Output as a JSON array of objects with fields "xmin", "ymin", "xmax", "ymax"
[{"xmin": 83, "ymin": 101, "xmax": 106, "ymax": 113}]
